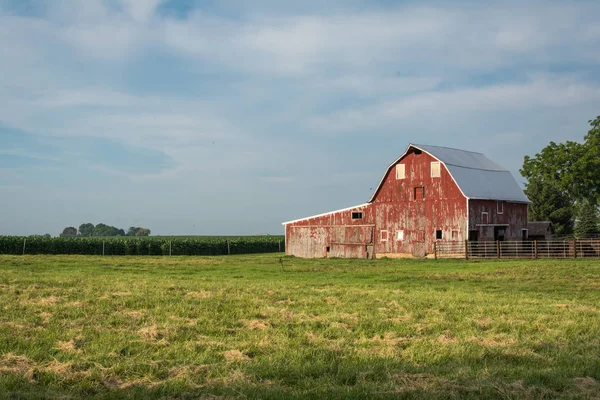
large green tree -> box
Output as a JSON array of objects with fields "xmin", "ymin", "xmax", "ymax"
[
  {"xmin": 525, "ymin": 178, "xmax": 574, "ymax": 235},
  {"xmin": 521, "ymin": 116, "xmax": 600, "ymax": 232}
]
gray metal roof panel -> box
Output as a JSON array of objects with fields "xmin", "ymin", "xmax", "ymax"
[
  {"xmin": 446, "ymin": 165, "xmax": 530, "ymax": 203},
  {"xmin": 413, "ymin": 144, "xmax": 507, "ymax": 171}
]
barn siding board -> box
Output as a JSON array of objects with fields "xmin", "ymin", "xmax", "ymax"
[{"xmin": 284, "ymin": 144, "xmax": 529, "ymax": 259}]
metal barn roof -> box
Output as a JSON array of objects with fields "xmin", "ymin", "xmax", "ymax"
[{"xmin": 370, "ymin": 144, "xmax": 531, "ymax": 203}]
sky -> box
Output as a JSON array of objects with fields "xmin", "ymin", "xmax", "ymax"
[{"xmin": 1, "ymin": 0, "xmax": 599, "ymax": 236}]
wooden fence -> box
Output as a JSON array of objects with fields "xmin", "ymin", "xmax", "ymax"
[{"xmin": 434, "ymin": 239, "xmax": 600, "ymax": 259}]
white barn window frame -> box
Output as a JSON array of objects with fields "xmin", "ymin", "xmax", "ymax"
[
  {"xmin": 380, "ymin": 230, "xmax": 389, "ymax": 242},
  {"xmin": 482, "ymin": 212, "xmax": 489, "ymax": 225},
  {"xmin": 497, "ymin": 201, "xmax": 504, "ymax": 214},
  {"xmin": 396, "ymin": 164, "xmax": 405, "ymax": 180},
  {"xmin": 431, "ymin": 161, "xmax": 441, "ymax": 178}
]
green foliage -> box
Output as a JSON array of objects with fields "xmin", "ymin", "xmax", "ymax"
[
  {"xmin": 521, "ymin": 115, "xmax": 600, "ymax": 230},
  {"xmin": 1, "ymin": 255, "xmax": 600, "ymax": 398},
  {"xmin": 575, "ymin": 201, "xmax": 599, "ymax": 237},
  {"xmin": 60, "ymin": 227, "xmax": 77, "ymax": 238},
  {"xmin": 526, "ymin": 178, "xmax": 574, "ymax": 234},
  {"xmin": 92, "ymin": 223, "xmax": 122, "ymax": 237},
  {"xmin": 127, "ymin": 226, "xmax": 151, "ymax": 236},
  {"xmin": 0, "ymin": 236, "xmax": 285, "ymax": 255},
  {"xmin": 78, "ymin": 223, "xmax": 94, "ymax": 237}
]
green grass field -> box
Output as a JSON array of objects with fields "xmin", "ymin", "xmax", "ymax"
[{"xmin": 1, "ymin": 255, "xmax": 599, "ymax": 399}]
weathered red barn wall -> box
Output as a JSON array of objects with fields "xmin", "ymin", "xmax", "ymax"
[
  {"xmin": 285, "ymin": 204, "xmax": 375, "ymax": 258},
  {"xmin": 468, "ymin": 200, "xmax": 528, "ymax": 241},
  {"xmin": 372, "ymin": 149, "xmax": 468, "ymax": 256}
]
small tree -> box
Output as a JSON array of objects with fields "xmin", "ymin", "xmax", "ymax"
[
  {"xmin": 575, "ymin": 202, "xmax": 599, "ymax": 237},
  {"xmin": 135, "ymin": 228, "xmax": 151, "ymax": 237},
  {"xmin": 78, "ymin": 223, "xmax": 95, "ymax": 237},
  {"xmin": 60, "ymin": 227, "xmax": 78, "ymax": 238}
]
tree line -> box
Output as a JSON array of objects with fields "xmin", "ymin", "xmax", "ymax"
[
  {"xmin": 521, "ymin": 116, "xmax": 600, "ymax": 236},
  {"xmin": 60, "ymin": 224, "xmax": 151, "ymax": 238}
]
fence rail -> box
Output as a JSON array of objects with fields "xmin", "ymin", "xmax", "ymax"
[{"xmin": 435, "ymin": 239, "xmax": 600, "ymax": 259}]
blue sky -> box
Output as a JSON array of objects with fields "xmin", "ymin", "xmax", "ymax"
[{"xmin": 1, "ymin": 0, "xmax": 599, "ymax": 236}]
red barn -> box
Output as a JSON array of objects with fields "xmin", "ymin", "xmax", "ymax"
[{"xmin": 283, "ymin": 144, "xmax": 530, "ymax": 258}]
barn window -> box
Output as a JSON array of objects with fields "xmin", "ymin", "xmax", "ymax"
[
  {"xmin": 414, "ymin": 149, "xmax": 422, "ymax": 155},
  {"xmin": 497, "ymin": 201, "xmax": 504, "ymax": 214},
  {"xmin": 414, "ymin": 186, "xmax": 425, "ymax": 201},
  {"xmin": 431, "ymin": 162, "xmax": 441, "ymax": 178},
  {"xmin": 436, "ymin": 230, "xmax": 443, "ymax": 240},
  {"xmin": 452, "ymin": 230, "xmax": 458, "ymax": 240},
  {"xmin": 522, "ymin": 229, "xmax": 528, "ymax": 240},
  {"xmin": 482, "ymin": 212, "xmax": 489, "ymax": 225},
  {"xmin": 396, "ymin": 230, "xmax": 404, "ymax": 241},
  {"xmin": 396, "ymin": 164, "xmax": 405, "ymax": 180},
  {"xmin": 380, "ymin": 230, "xmax": 389, "ymax": 242},
  {"xmin": 351, "ymin": 211, "xmax": 363, "ymax": 220}
]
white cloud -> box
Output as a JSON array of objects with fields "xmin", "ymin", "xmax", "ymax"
[{"xmin": 1, "ymin": 0, "xmax": 600, "ymax": 235}]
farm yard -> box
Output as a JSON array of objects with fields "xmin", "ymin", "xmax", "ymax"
[{"xmin": 1, "ymin": 255, "xmax": 600, "ymax": 399}]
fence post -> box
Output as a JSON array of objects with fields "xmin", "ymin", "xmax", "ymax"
[
  {"xmin": 278, "ymin": 240, "xmax": 281, "ymax": 253},
  {"xmin": 227, "ymin": 240, "xmax": 231, "ymax": 255},
  {"xmin": 22, "ymin": 238, "xmax": 26, "ymax": 255},
  {"xmin": 534, "ymin": 240, "xmax": 538, "ymax": 259},
  {"xmin": 169, "ymin": 241, "xmax": 172, "ymax": 256},
  {"xmin": 102, "ymin": 241, "xmax": 105, "ymax": 256},
  {"xmin": 573, "ymin": 238, "xmax": 577, "ymax": 258},
  {"xmin": 497, "ymin": 241, "xmax": 500, "ymax": 259},
  {"xmin": 465, "ymin": 240, "xmax": 469, "ymax": 260},
  {"xmin": 434, "ymin": 242, "xmax": 438, "ymax": 259}
]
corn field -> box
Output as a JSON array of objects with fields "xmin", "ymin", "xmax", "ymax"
[{"xmin": 0, "ymin": 236, "xmax": 285, "ymax": 256}]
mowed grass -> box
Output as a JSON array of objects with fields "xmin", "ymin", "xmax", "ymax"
[{"xmin": 1, "ymin": 255, "xmax": 600, "ymax": 399}]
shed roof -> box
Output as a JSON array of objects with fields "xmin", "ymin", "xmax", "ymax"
[
  {"xmin": 527, "ymin": 221, "xmax": 554, "ymax": 236},
  {"xmin": 369, "ymin": 144, "xmax": 530, "ymax": 203}
]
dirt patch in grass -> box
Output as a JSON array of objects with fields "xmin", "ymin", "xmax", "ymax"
[
  {"xmin": 111, "ymin": 291, "xmax": 133, "ymax": 297},
  {"xmin": 186, "ymin": 290, "xmax": 213, "ymax": 299},
  {"xmin": 393, "ymin": 373, "xmax": 450, "ymax": 393},
  {"xmin": 438, "ymin": 334, "xmax": 458, "ymax": 345},
  {"xmin": 323, "ymin": 296, "xmax": 340, "ymax": 305},
  {"xmin": 339, "ymin": 312, "xmax": 358, "ymax": 322},
  {"xmin": 331, "ymin": 322, "xmax": 351, "ymax": 331},
  {"xmin": 139, "ymin": 325, "xmax": 161, "ymax": 341},
  {"xmin": 126, "ymin": 310, "xmax": 145, "ymax": 320},
  {"xmin": 27, "ymin": 296, "xmax": 61, "ymax": 307},
  {"xmin": 55, "ymin": 337, "xmax": 85, "ymax": 354},
  {"xmin": 223, "ymin": 350, "xmax": 249, "ymax": 363},
  {"xmin": 38, "ymin": 312, "xmax": 52, "ymax": 324},
  {"xmin": 0, "ymin": 353, "xmax": 36, "ymax": 381},
  {"xmin": 468, "ymin": 335, "xmax": 517, "ymax": 348},
  {"xmin": 245, "ymin": 319, "xmax": 269, "ymax": 330},
  {"xmin": 573, "ymin": 377, "xmax": 600, "ymax": 397}
]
